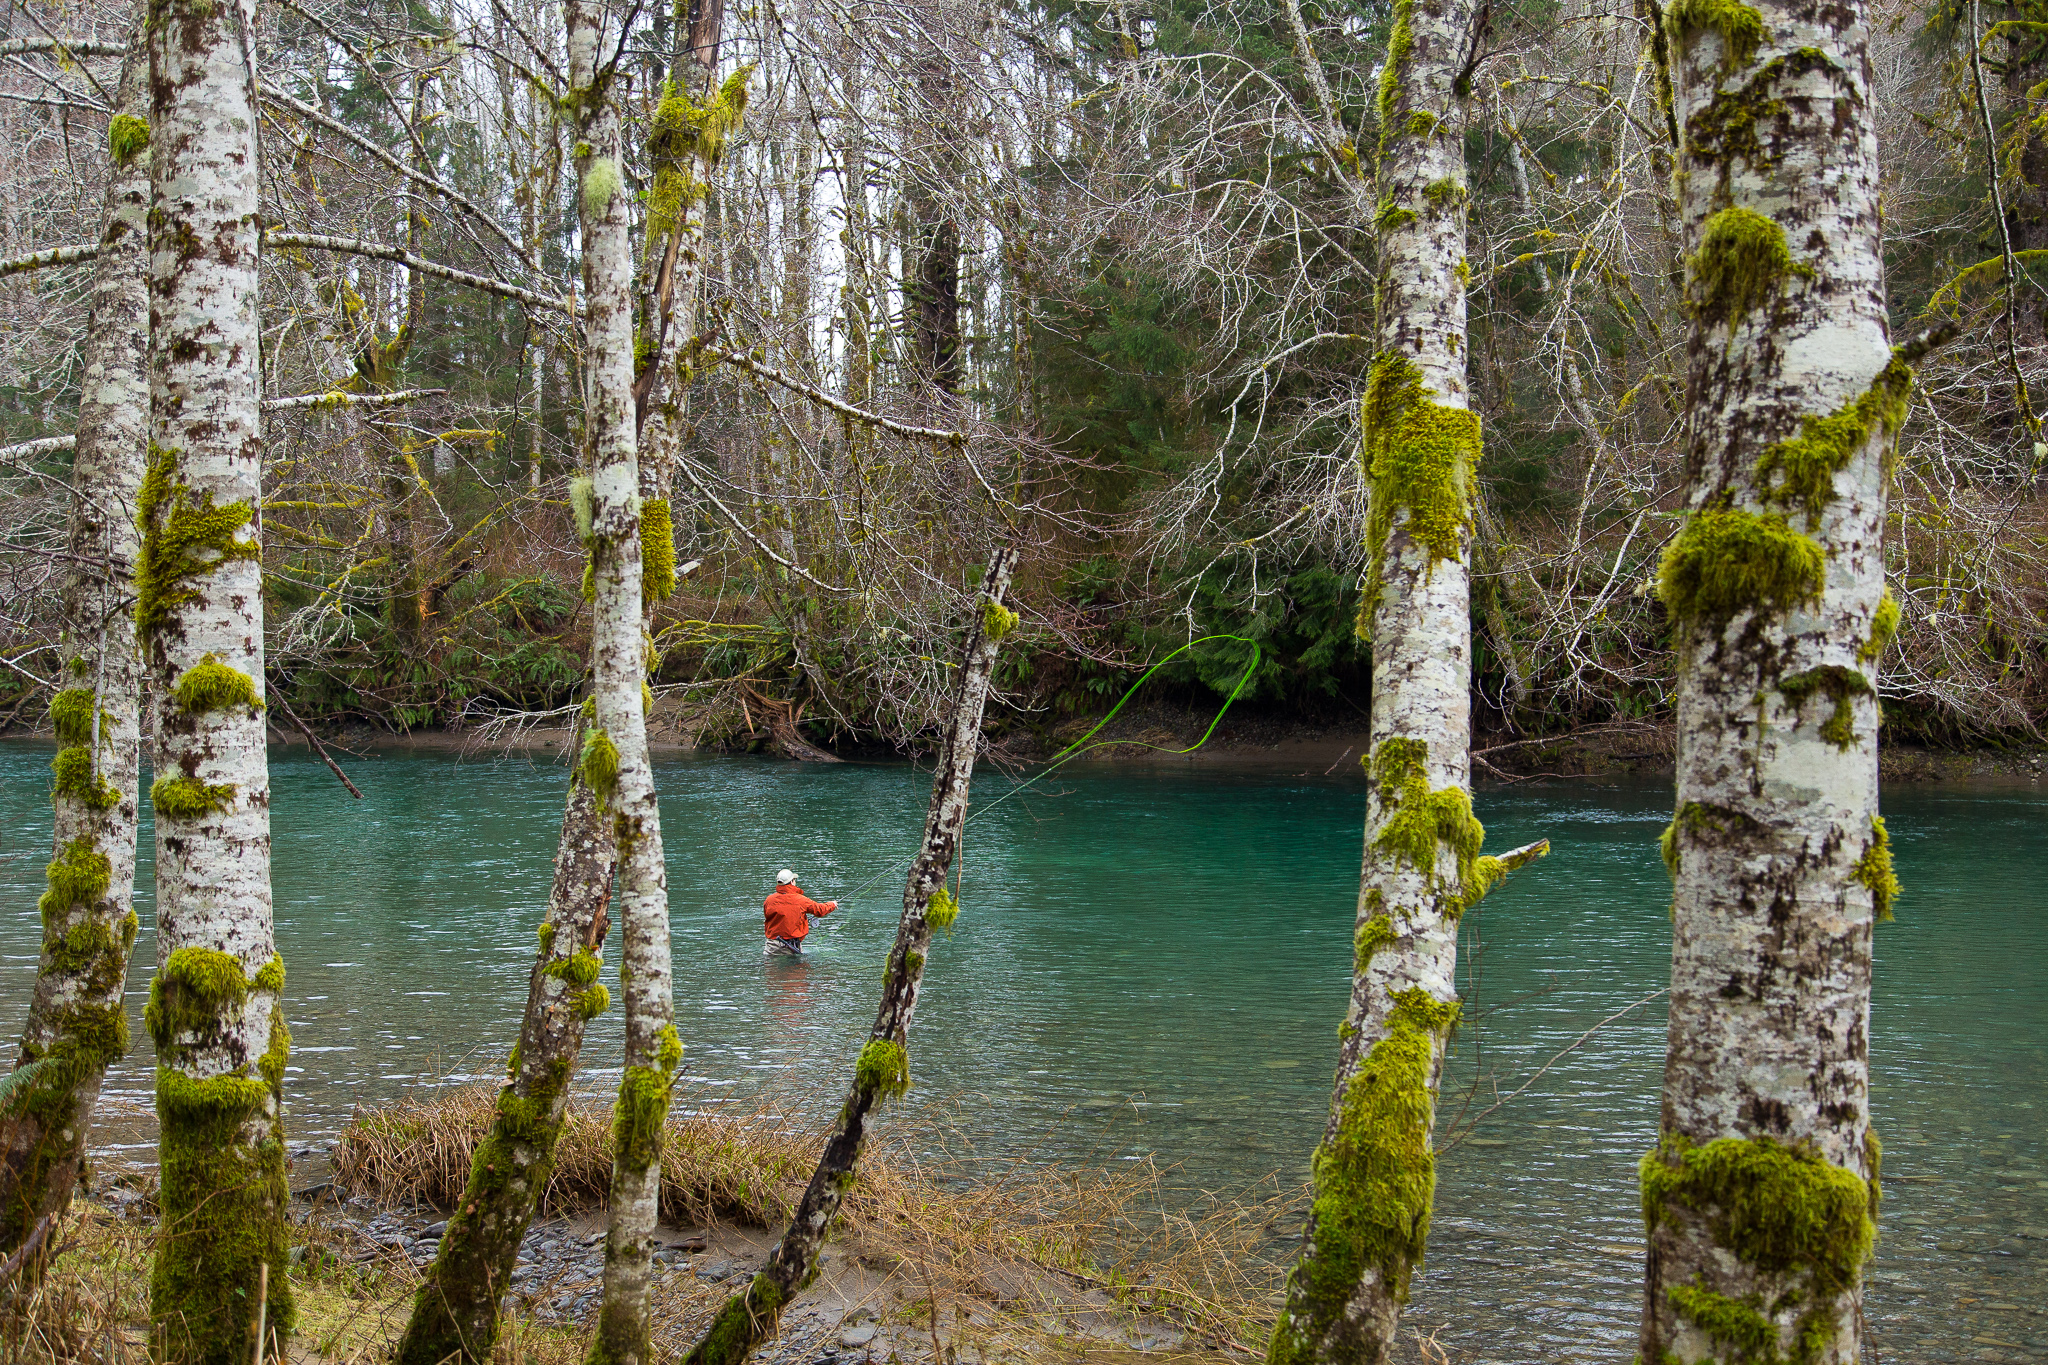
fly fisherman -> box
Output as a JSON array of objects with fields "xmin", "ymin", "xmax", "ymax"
[{"xmin": 764, "ymin": 869, "xmax": 837, "ymax": 957}]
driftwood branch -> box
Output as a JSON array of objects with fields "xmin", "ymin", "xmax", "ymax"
[
  {"xmin": 681, "ymin": 548, "xmax": 1020, "ymax": 1365},
  {"xmin": 270, "ymin": 694, "xmax": 363, "ymax": 799}
]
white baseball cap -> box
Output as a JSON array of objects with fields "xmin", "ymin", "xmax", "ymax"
[{"xmin": 776, "ymin": 868, "xmax": 797, "ymax": 884}]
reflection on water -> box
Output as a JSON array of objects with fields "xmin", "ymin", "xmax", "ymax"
[{"xmin": 0, "ymin": 742, "xmax": 2040, "ymax": 1362}]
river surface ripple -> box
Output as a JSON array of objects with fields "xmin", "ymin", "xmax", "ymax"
[{"xmin": 0, "ymin": 743, "xmax": 2041, "ymax": 1362}]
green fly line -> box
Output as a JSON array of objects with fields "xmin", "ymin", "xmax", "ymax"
[{"xmin": 831, "ymin": 634, "xmax": 1264, "ymax": 905}]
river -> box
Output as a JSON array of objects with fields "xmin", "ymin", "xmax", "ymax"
[{"xmin": 0, "ymin": 741, "xmax": 2041, "ymax": 1362}]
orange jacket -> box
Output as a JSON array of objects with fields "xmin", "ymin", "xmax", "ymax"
[{"xmin": 764, "ymin": 884, "xmax": 833, "ymax": 940}]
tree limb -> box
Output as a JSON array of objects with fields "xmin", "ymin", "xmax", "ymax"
[
  {"xmin": 0, "ymin": 243, "xmax": 100, "ymax": 278},
  {"xmin": 265, "ymin": 232, "xmax": 568, "ymax": 313}
]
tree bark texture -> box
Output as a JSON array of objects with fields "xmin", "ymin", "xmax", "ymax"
[
  {"xmin": 570, "ymin": 6, "xmax": 677, "ymax": 1359},
  {"xmin": 141, "ymin": 0, "xmax": 294, "ymax": 1355},
  {"xmin": 1639, "ymin": 0, "xmax": 1896, "ymax": 1360},
  {"xmin": 1270, "ymin": 2, "xmax": 1506, "ymax": 1361},
  {"xmin": 681, "ymin": 549, "xmax": 1019, "ymax": 1365},
  {"xmin": 0, "ymin": 31, "xmax": 151, "ymax": 1266}
]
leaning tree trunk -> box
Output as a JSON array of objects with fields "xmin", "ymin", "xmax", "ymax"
[
  {"xmin": 140, "ymin": 0, "xmax": 294, "ymax": 1356},
  {"xmin": 0, "ymin": 33, "xmax": 150, "ymax": 1269},
  {"xmin": 393, "ymin": 18, "xmax": 645, "ymax": 1363},
  {"xmin": 1639, "ymin": 0, "xmax": 1899, "ymax": 1360},
  {"xmin": 571, "ymin": 4, "xmax": 678, "ymax": 1359},
  {"xmin": 682, "ymin": 549, "xmax": 1019, "ymax": 1365},
  {"xmin": 1269, "ymin": 2, "xmax": 1543, "ymax": 1361}
]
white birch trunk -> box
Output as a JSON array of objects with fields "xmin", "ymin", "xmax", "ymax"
[
  {"xmin": 1641, "ymin": 0, "xmax": 1896, "ymax": 1359},
  {"xmin": 141, "ymin": 0, "xmax": 293, "ymax": 1355},
  {"xmin": 571, "ymin": 10, "xmax": 676, "ymax": 1362},
  {"xmin": 0, "ymin": 32, "xmax": 151, "ymax": 1262},
  {"xmin": 1271, "ymin": 2, "xmax": 1531, "ymax": 1361}
]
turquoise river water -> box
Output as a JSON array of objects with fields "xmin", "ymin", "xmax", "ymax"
[{"xmin": 0, "ymin": 742, "xmax": 2042, "ymax": 1362}]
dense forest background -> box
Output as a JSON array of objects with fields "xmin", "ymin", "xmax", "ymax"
[{"xmin": 0, "ymin": 0, "xmax": 2041, "ymax": 752}]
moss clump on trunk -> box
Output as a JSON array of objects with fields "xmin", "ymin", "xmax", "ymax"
[
  {"xmin": 134, "ymin": 442, "xmax": 259, "ymax": 646},
  {"xmin": 1657, "ymin": 507, "xmax": 1824, "ymax": 628},
  {"xmin": 1359, "ymin": 355, "xmax": 1482, "ymax": 611},
  {"xmin": 1270, "ymin": 988, "xmax": 1459, "ymax": 1365},
  {"xmin": 1776, "ymin": 665, "xmax": 1872, "ymax": 751},
  {"xmin": 1369, "ymin": 738, "xmax": 1503, "ymax": 917},
  {"xmin": 172, "ymin": 654, "xmax": 262, "ymax": 714},
  {"xmin": 1640, "ymin": 1132, "xmax": 1873, "ymax": 1362},
  {"xmin": 1666, "ymin": 0, "xmax": 1767, "ymax": 71},
  {"xmin": 149, "ymin": 774, "xmax": 237, "ymax": 820},
  {"xmin": 1690, "ymin": 206, "xmax": 1812, "ymax": 331},
  {"xmin": 1754, "ymin": 357, "xmax": 1913, "ymax": 520},
  {"xmin": 640, "ymin": 499, "xmax": 677, "ymax": 601},
  {"xmin": 855, "ymin": 1040, "xmax": 910, "ymax": 1101},
  {"xmin": 1853, "ymin": 816, "xmax": 1899, "ymax": 922}
]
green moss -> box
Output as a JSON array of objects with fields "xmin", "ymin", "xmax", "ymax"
[
  {"xmin": 1657, "ymin": 507, "xmax": 1825, "ymax": 627},
  {"xmin": 904, "ymin": 949, "xmax": 925, "ymax": 978},
  {"xmin": 683, "ymin": 1272, "xmax": 788, "ymax": 1365},
  {"xmin": 1407, "ymin": 110, "xmax": 1439, "ymax": 137},
  {"xmin": 1667, "ymin": 1282, "xmax": 1776, "ymax": 1363},
  {"xmin": 108, "ymin": 113, "xmax": 150, "ymax": 164},
  {"xmin": 259, "ymin": 1005, "xmax": 291, "ymax": 1092},
  {"xmin": 1854, "ymin": 815, "xmax": 1899, "ymax": 922},
  {"xmin": 1422, "ymin": 178, "xmax": 1465, "ymax": 208},
  {"xmin": 926, "ymin": 886, "xmax": 960, "ymax": 931},
  {"xmin": 48, "ymin": 919, "xmax": 117, "ymax": 974},
  {"xmin": 1666, "ymin": 0, "xmax": 1767, "ymax": 69},
  {"xmin": 1863, "ymin": 1128, "xmax": 1881, "ymax": 1217},
  {"xmin": 1659, "ymin": 819, "xmax": 1679, "ymax": 878},
  {"xmin": 1373, "ymin": 197, "xmax": 1417, "ymax": 232},
  {"xmin": 1369, "ymin": 738, "xmax": 1497, "ymax": 917},
  {"xmin": 1639, "ymin": 1133, "xmax": 1874, "ymax": 1300},
  {"xmin": 1755, "ymin": 358, "xmax": 1913, "ymax": 520},
  {"xmin": 579, "ymin": 727, "xmax": 620, "ymax": 809},
  {"xmin": 855, "ymin": 1039, "xmax": 909, "ymax": 1101},
  {"xmin": 1860, "ymin": 588, "xmax": 1900, "ymax": 663},
  {"xmin": 49, "ymin": 687, "xmax": 105, "ymax": 746},
  {"xmin": 642, "ymin": 498, "xmax": 677, "ymax": 601},
  {"xmin": 165, "ymin": 946, "xmax": 251, "ymax": 1004},
  {"xmin": 577, "ymin": 983, "xmax": 611, "ymax": 1019},
  {"xmin": 983, "ymin": 600, "xmax": 1020, "ymax": 641},
  {"xmin": 39, "ymin": 837, "xmax": 111, "ymax": 920},
  {"xmin": 1375, "ymin": 0, "xmax": 1415, "ymax": 150},
  {"xmin": 613, "ymin": 1063, "xmax": 673, "ymax": 1170},
  {"xmin": 135, "ymin": 441, "xmax": 260, "ymax": 647},
  {"xmin": 656, "ymin": 1023, "xmax": 684, "ymax": 1071},
  {"xmin": 1454, "ymin": 257, "xmax": 1473, "ymax": 289},
  {"xmin": 1355, "ymin": 914, "xmax": 1396, "ymax": 969},
  {"xmin": 172, "ymin": 654, "xmax": 262, "ymax": 714},
  {"xmin": 152, "ymin": 1065, "xmax": 293, "ymax": 1364},
  {"xmin": 1691, "ymin": 206, "xmax": 1811, "ymax": 331},
  {"xmin": 46, "ymin": 1000, "xmax": 129, "ymax": 1070},
  {"xmin": 537, "ymin": 922, "xmax": 557, "ymax": 955},
  {"xmin": 51, "ymin": 746, "xmax": 120, "ymax": 811},
  {"xmin": 1360, "ymin": 353, "xmax": 1483, "ymax": 609},
  {"xmin": 252, "ymin": 953, "xmax": 285, "ymax": 993},
  {"xmin": 1777, "ymin": 666, "xmax": 1871, "ymax": 751},
  {"xmin": 150, "ymin": 773, "xmax": 237, "ymax": 820},
  {"xmin": 1272, "ymin": 983, "xmax": 1460, "ymax": 1363}
]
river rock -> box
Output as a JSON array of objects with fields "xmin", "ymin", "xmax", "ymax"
[{"xmin": 839, "ymin": 1326, "xmax": 877, "ymax": 1348}]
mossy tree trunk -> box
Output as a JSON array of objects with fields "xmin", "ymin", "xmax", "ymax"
[
  {"xmin": 1639, "ymin": 0, "xmax": 1899, "ymax": 1360},
  {"xmin": 1270, "ymin": 2, "xmax": 1542, "ymax": 1362},
  {"xmin": 0, "ymin": 31, "xmax": 151, "ymax": 1268},
  {"xmin": 140, "ymin": 0, "xmax": 294, "ymax": 1356},
  {"xmin": 681, "ymin": 549, "xmax": 1019, "ymax": 1365},
  {"xmin": 394, "ymin": 752, "xmax": 615, "ymax": 1365},
  {"xmin": 571, "ymin": 4, "xmax": 678, "ymax": 1359}
]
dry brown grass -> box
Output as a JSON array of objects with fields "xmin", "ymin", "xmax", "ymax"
[{"xmin": 335, "ymin": 1086, "xmax": 1296, "ymax": 1355}]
